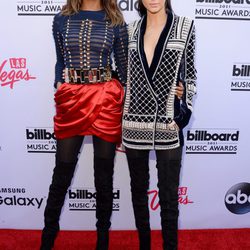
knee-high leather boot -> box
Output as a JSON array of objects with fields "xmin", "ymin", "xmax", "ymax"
[
  {"xmin": 94, "ymin": 156, "xmax": 114, "ymax": 250},
  {"xmin": 138, "ymin": 230, "xmax": 151, "ymax": 250},
  {"xmin": 40, "ymin": 160, "xmax": 77, "ymax": 250},
  {"xmin": 127, "ymin": 157, "xmax": 151, "ymax": 250},
  {"xmin": 156, "ymin": 158, "xmax": 181, "ymax": 250},
  {"xmin": 162, "ymin": 222, "xmax": 178, "ymax": 250}
]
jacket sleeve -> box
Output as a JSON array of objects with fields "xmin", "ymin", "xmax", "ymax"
[
  {"xmin": 52, "ymin": 13, "xmax": 65, "ymax": 88},
  {"xmin": 113, "ymin": 23, "xmax": 128, "ymax": 86},
  {"xmin": 174, "ymin": 22, "xmax": 197, "ymax": 129}
]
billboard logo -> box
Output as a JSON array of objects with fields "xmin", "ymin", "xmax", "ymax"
[
  {"xmin": 225, "ymin": 182, "xmax": 250, "ymax": 214},
  {"xmin": 185, "ymin": 129, "xmax": 239, "ymax": 154},
  {"xmin": 17, "ymin": 1, "xmax": 64, "ymax": 16},
  {"xmin": 118, "ymin": 0, "xmax": 139, "ymax": 11},
  {"xmin": 231, "ymin": 63, "xmax": 250, "ymax": 91},
  {"xmin": 26, "ymin": 127, "xmax": 56, "ymax": 153},
  {"xmin": 195, "ymin": 0, "xmax": 250, "ymax": 21},
  {"xmin": 0, "ymin": 58, "xmax": 36, "ymax": 89},
  {"xmin": 68, "ymin": 188, "xmax": 120, "ymax": 211}
]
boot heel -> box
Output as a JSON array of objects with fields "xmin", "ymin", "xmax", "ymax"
[
  {"xmin": 138, "ymin": 230, "xmax": 151, "ymax": 250},
  {"xmin": 40, "ymin": 231, "xmax": 57, "ymax": 250},
  {"xmin": 95, "ymin": 230, "xmax": 109, "ymax": 250}
]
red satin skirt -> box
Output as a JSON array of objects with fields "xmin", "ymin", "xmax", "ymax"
[{"xmin": 54, "ymin": 79, "xmax": 124, "ymax": 143}]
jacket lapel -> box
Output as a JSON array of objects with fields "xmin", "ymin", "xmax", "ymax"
[{"xmin": 137, "ymin": 16, "xmax": 158, "ymax": 98}]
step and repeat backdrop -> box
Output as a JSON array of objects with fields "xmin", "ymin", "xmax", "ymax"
[{"xmin": 0, "ymin": 0, "xmax": 250, "ymax": 230}]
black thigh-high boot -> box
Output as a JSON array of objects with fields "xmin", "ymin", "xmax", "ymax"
[
  {"xmin": 158, "ymin": 171, "xmax": 179, "ymax": 250},
  {"xmin": 40, "ymin": 159, "xmax": 77, "ymax": 250},
  {"xmin": 156, "ymin": 148, "xmax": 182, "ymax": 250},
  {"xmin": 126, "ymin": 154, "xmax": 151, "ymax": 250},
  {"xmin": 94, "ymin": 156, "xmax": 114, "ymax": 250}
]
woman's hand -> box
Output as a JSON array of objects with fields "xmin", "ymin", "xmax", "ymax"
[
  {"xmin": 167, "ymin": 121, "xmax": 179, "ymax": 132},
  {"xmin": 175, "ymin": 81, "xmax": 184, "ymax": 100},
  {"xmin": 57, "ymin": 82, "xmax": 62, "ymax": 90}
]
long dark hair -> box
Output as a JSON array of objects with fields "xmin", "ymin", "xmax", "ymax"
[
  {"xmin": 137, "ymin": 0, "xmax": 172, "ymax": 17},
  {"xmin": 61, "ymin": 0, "xmax": 124, "ymax": 25}
]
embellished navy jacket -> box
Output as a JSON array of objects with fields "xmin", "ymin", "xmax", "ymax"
[{"xmin": 52, "ymin": 10, "xmax": 128, "ymax": 87}]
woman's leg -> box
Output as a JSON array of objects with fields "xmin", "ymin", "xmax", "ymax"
[
  {"xmin": 155, "ymin": 147, "xmax": 183, "ymax": 250},
  {"xmin": 92, "ymin": 136, "xmax": 116, "ymax": 250},
  {"xmin": 40, "ymin": 136, "xmax": 84, "ymax": 250},
  {"xmin": 126, "ymin": 147, "xmax": 151, "ymax": 250}
]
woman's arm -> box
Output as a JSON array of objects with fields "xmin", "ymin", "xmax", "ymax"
[
  {"xmin": 113, "ymin": 24, "xmax": 128, "ymax": 86},
  {"xmin": 52, "ymin": 13, "xmax": 65, "ymax": 89},
  {"xmin": 174, "ymin": 23, "xmax": 197, "ymax": 129}
]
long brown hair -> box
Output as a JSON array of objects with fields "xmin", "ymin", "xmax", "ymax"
[
  {"xmin": 138, "ymin": 0, "xmax": 172, "ymax": 17},
  {"xmin": 61, "ymin": 0, "xmax": 124, "ymax": 25}
]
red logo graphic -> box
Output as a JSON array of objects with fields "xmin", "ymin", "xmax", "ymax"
[
  {"xmin": 0, "ymin": 58, "xmax": 36, "ymax": 89},
  {"xmin": 148, "ymin": 187, "xmax": 194, "ymax": 211},
  {"xmin": 116, "ymin": 143, "xmax": 126, "ymax": 153}
]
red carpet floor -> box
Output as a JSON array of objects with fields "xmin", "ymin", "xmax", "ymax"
[{"xmin": 0, "ymin": 229, "xmax": 250, "ymax": 250}]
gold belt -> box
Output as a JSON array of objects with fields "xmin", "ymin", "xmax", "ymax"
[{"xmin": 64, "ymin": 66, "xmax": 112, "ymax": 84}]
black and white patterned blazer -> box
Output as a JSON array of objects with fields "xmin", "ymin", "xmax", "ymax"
[{"xmin": 122, "ymin": 11, "xmax": 197, "ymax": 150}]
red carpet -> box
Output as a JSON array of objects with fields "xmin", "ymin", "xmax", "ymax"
[{"xmin": 0, "ymin": 229, "xmax": 250, "ymax": 250}]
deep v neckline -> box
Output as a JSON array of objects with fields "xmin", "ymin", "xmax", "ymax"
[{"xmin": 139, "ymin": 11, "xmax": 173, "ymax": 81}]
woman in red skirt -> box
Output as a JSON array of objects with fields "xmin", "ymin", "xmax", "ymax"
[{"xmin": 40, "ymin": 0, "xmax": 128, "ymax": 249}]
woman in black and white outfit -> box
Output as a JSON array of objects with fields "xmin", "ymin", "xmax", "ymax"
[{"xmin": 122, "ymin": 0, "xmax": 197, "ymax": 249}]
